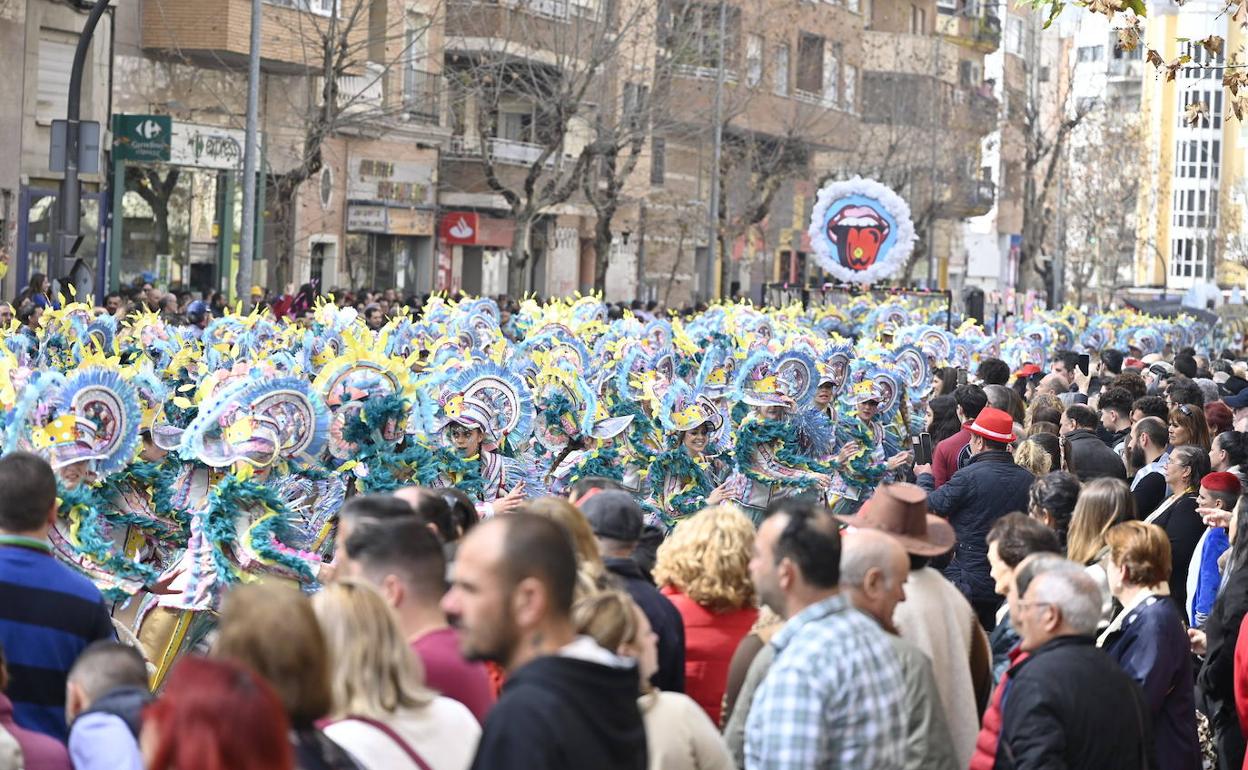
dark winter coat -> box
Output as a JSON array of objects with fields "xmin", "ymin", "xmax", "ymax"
[
  {"xmin": 918, "ymin": 451, "xmax": 1034, "ymax": 603},
  {"xmin": 604, "ymin": 555, "xmax": 686, "ymax": 694},
  {"xmin": 1102, "ymin": 595, "xmax": 1201, "ymax": 770},
  {"xmin": 1065, "ymin": 429, "xmax": 1129, "ymax": 482},
  {"xmin": 996, "ymin": 635, "xmax": 1155, "ymax": 770}
]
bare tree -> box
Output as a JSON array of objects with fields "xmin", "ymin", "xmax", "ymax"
[
  {"xmin": 441, "ymin": 0, "xmax": 669, "ymax": 295},
  {"xmin": 1061, "ymin": 109, "xmax": 1142, "ymax": 307},
  {"xmin": 1017, "ymin": 80, "xmax": 1091, "ymax": 300}
]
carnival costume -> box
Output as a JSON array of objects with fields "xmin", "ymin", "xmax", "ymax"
[{"xmin": 646, "ymin": 381, "xmax": 730, "ymax": 529}]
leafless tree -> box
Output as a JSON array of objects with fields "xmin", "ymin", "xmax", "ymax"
[{"xmin": 1061, "ymin": 110, "xmax": 1142, "ymax": 307}]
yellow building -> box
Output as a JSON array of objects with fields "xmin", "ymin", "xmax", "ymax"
[{"xmin": 1135, "ymin": 2, "xmax": 1247, "ymax": 291}]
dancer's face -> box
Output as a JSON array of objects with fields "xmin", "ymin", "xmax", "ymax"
[
  {"xmin": 450, "ymin": 425, "xmax": 484, "ymax": 456},
  {"xmin": 682, "ymin": 424, "xmax": 712, "ymax": 454}
]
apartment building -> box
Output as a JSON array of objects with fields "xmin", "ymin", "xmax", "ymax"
[
  {"xmin": 1135, "ymin": 0, "xmax": 1248, "ymax": 294},
  {"xmin": 861, "ymin": 0, "xmax": 1000, "ymax": 293}
]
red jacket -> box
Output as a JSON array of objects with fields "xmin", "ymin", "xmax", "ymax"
[
  {"xmin": 969, "ymin": 645, "xmax": 1028, "ymax": 770},
  {"xmin": 933, "ymin": 424, "xmax": 973, "ymax": 488},
  {"xmin": 1235, "ymin": 614, "xmax": 1248, "ymax": 768},
  {"xmin": 660, "ymin": 585, "xmax": 757, "ymax": 727}
]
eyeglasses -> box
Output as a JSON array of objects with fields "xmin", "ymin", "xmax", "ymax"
[{"xmin": 1178, "ymin": 404, "xmax": 1193, "ymax": 417}]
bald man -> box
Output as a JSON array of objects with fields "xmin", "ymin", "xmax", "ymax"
[{"xmin": 841, "ymin": 529, "xmax": 959, "ymax": 770}]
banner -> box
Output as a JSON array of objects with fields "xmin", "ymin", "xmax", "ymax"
[{"xmin": 807, "ymin": 177, "xmax": 916, "ymax": 285}]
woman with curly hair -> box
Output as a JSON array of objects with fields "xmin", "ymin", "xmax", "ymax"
[{"xmin": 652, "ymin": 505, "xmax": 758, "ymax": 726}]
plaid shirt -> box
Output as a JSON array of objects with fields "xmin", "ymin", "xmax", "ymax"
[{"xmin": 744, "ymin": 594, "xmax": 907, "ymax": 770}]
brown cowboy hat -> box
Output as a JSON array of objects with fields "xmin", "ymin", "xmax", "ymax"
[{"xmin": 835, "ymin": 482, "xmax": 955, "ymax": 557}]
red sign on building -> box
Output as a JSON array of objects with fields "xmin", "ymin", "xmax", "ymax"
[{"xmin": 440, "ymin": 212, "xmax": 480, "ymax": 245}]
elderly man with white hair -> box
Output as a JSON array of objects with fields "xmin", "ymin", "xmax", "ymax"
[
  {"xmin": 840, "ymin": 529, "xmax": 959, "ymax": 770},
  {"xmin": 995, "ymin": 555, "xmax": 1155, "ymax": 770}
]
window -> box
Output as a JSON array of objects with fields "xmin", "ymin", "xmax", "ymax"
[
  {"xmin": 623, "ymin": 82, "xmax": 650, "ymax": 130},
  {"xmin": 1006, "ymin": 17, "xmax": 1024, "ymax": 55},
  {"xmin": 1183, "ymin": 42, "xmax": 1224, "ymax": 79},
  {"xmin": 1172, "ymin": 189, "xmax": 1216, "ymax": 228},
  {"xmin": 264, "ymin": 0, "xmax": 335, "ymax": 14},
  {"xmin": 37, "ymin": 34, "xmax": 75, "ymax": 124},
  {"xmin": 1113, "ymin": 43, "xmax": 1142, "ymax": 60},
  {"xmin": 650, "ymin": 137, "xmax": 666, "ymax": 185},
  {"xmin": 1173, "ymin": 139, "xmax": 1220, "ymax": 179},
  {"xmin": 847, "ymin": 0, "xmax": 859, "ymax": 12},
  {"xmin": 404, "ymin": 13, "xmax": 431, "ymax": 115},
  {"xmin": 774, "ymin": 44, "xmax": 790, "ymax": 95},
  {"xmin": 666, "ymin": 2, "xmax": 740, "ymax": 70},
  {"xmin": 746, "ymin": 34, "xmax": 763, "ymax": 86},
  {"xmin": 1179, "ymin": 89, "xmax": 1224, "ymax": 129},
  {"xmin": 1171, "ymin": 237, "xmax": 1211, "ymax": 279},
  {"xmin": 823, "ymin": 43, "xmax": 840, "ymax": 105},
  {"xmin": 910, "ymin": 4, "xmax": 926, "ymax": 33},
  {"xmin": 843, "ymin": 63, "xmax": 857, "ymax": 111},
  {"xmin": 937, "ymin": 0, "xmax": 956, "ymax": 12},
  {"xmin": 1076, "ymin": 45, "xmax": 1103, "ymax": 63},
  {"xmin": 796, "ymin": 34, "xmax": 824, "ymax": 95}
]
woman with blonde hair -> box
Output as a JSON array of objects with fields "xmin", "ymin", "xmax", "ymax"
[
  {"xmin": 574, "ymin": 591, "xmax": 733, "ymax": 770},
  {"xmin": 312, "ymin": 579, "xmax": 480, "ymax": 770},
  {"xmin": 1065, "ymin": 477, "xmax": 1136, "ymax": 627},
  {"xmin": 1014, "ymin": 435, "xmax": 1056, "ymax": 478},
  {"xmin": 652, "ymin": 504, "xmax": 758, "ymax": 726}
]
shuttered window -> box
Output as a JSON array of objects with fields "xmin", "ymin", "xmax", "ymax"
[{"xmin": 37, "ymin": 35, "xmax": 75, "ymax": 124}]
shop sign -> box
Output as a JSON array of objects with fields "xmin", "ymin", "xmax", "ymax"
[
  {"xmin": 347, "ymin": 205, "xmax": 388, "ymax": 233},
  {"xmin": 170, "ymin": 122, "xmax": 246, "ymax": 170},
  {"xmin": 348, "ymin": 156, "xmax": 435, "ymax": 207},
  {"xmin": 388, "ymin": 208, "xmax": 435, "ymax": 237},
  {"xmin": 441, "ymin": 212, "xmax": 480, "ymax": 245}
]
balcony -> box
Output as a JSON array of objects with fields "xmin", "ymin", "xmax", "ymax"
[
  {"xmin": 447, "ymin": 135, "xmax": 564, "ymax": 167},
  {"xmin": 403, "ymin": 71, "xmax": 442, "ymax": 125},
  {"xmin": 972, "ymin": 14, "xmax": 1001, "ymax": 53},
  {"xmin": 445, "ymin": 0, "xmax": 604, "ymax": 60},
  {"xmin": 316, "ymin": 62, "xmax": 384, "ymax": 116},
  {"xmin": 969, "ymin": 90, "xmax": 998, "ymax": 127},
  {"xmin": 941, "ymin": 177, "xmax": 996, "ymax": 218},
  {"xmin": 1108, "ymin": 58, "xmax": 1144, "ymax": 80},
  {"xmin": 142, "ymin": 0, "xmax": 369, "ymax": 73}
]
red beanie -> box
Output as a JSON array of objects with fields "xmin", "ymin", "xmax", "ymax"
[{"xmin": 1201, "ymin": 471, "xmax": 1242, "ymax": 496}]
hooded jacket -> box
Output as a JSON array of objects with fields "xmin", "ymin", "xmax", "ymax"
[{"xmin": 470, "ymin": 647, "xmax": 647, "ymax": 770}]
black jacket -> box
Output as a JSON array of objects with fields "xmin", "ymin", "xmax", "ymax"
[
  {"xmin": 1150, "ymin": 493, "xmax": 1204, "ymax": 611},
  {"xmin": 1132, "ymin": 470, "xmax": 1167, "ymax": 520},
  {"xmin": 996, "ymin": 636, "xmax": 1155, "ymax": 770},
  {"xmin": 1065, "ymin": 429, "xmax": 1129, "ymax": 482},
  {"xmin": 471, "ymin": 654, "xmax": 647, "ymax": 770},
  {"xmin": 919, "ymin": 451, "xmax": 1034, "ymax": 603},
  {"xmin": 604, "ymin": 555, "xmax": 686, "ymax": 693},
  {"xmin": 1198, "ymin": 560, "xmax": 1248, "ymax": 768}
]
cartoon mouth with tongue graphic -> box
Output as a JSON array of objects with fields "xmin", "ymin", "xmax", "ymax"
[{"xmin": 825, "ymin": 205, "xmax": 890, "ymax": 272}]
